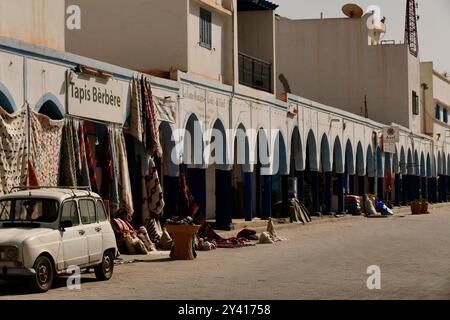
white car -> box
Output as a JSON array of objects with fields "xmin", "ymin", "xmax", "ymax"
[{"xmin": 0, "ymin": 188, "xmax": 118, "ymax": 292}]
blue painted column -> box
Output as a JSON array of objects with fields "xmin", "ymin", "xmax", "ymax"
[
  {"xmin": 402, "ymin": 175, "xmax": 408, "ymax": 205},
  {"xmin": 358, "ymin": 176, "xmax": 365, "ymax": 196},
  {"xmin": 215, "ymin": 170, "xmax": 233, "ymax": 230},
  {"xmin": 377, "ymin": 177, "xmax": 384, "ymax": 200},
  {"xmin": 368, "ymin": 177, "xmax": 375, "ymax": 195},
  {"xmin": 427, "ymin": 177, "xmax": 433, "ymax": 203},
  {"xmin": 281, "ymin": 175, "xmax": 289, "ymax": 217},
  {"xmin": 311, "ymin": 171, "xmax": 320, "ymax": 214},
  {"xmin": 324, "ymin": 172, "xmax": 332, "ymax": 214},
  {"xmin": 337, "ymin": 173, "xmax": 345, "ymax": 214},
  {"xmin": 442, "ymin": 175, "xmax": 448, "ymax": 202},
  {"xmin": 394, "ymin": 174, "xmax": 401, "ymax": 206},
  {"xmin": 296, "ymin": 171, "xmax": 305, "ymax": 204},
  {"xmin": 262, "ymin": 175, "xmax": 272, "ymax": 219},
  {"xmin": 349, "ymin": 175, "xmax": 356, "ymax": 195},
  {"xmin": 244, "ymin": 172, "xmax": 253, "ymax": 222},
  {"xmin": 416, "ymin": 176, "xmax": 422, "ymax": 200},
  {"xmin": 434, "ymin": 177, "xmax": 439, "ymax": 203},
  {"xmin": 421, "ymin": 177, "xmax": 427, "ymax": 201}
]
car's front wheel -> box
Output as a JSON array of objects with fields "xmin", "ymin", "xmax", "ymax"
[
  {"xmin": 30, "ymin": 255, "xmax": 54, "ymax": 293},
  {"xmin": 94, "ymin": 251, "xmax": 114, "ymax": 281}
]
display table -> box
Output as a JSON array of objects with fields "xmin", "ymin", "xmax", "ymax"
[{"xmin": 166, "ymin": 224, "xmax": 200, "ymax": 260}]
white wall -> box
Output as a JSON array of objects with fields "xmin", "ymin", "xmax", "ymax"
[
  {"xmin": 188, "ymin": 0, "xmax": 234, "ymax": 84},
  {"xmin": 0, "ymin": 51, "xmax": 24, "ymax": 110},
  {"xmin": 276, "ymin": 14, "xmax": 421, "ymax": 132},
  {"xmin": 0, "ymin": 0, "xmax": 65, "ymax": 51},
  {"xmin": 65, "ymin": 0, "xmax": 188, "ymax": 74}
]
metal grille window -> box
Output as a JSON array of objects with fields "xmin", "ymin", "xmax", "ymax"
[
  {"xmin": 412, "ymin": 91, "xmax": 419, "ymax": 115},
  {"xmin": 199, "ymin": 8, "xmax": 212, "ymax": 49},
  {"xmin": 239, "ymin": 53, "xmax": 272, "ymax": 93}
]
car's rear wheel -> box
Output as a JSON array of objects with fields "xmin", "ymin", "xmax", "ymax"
[
  {"xmin": 30, "ymin": 256, "xmax": 54, "ymax": 293},
  {"xmin": 94, "ymin": 251, "xmax": 114, "ymax": 281}
]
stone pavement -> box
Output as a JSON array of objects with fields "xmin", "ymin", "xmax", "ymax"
[{"xmin": 1, "ymin": 205, "xmax": 449, "ymax": 300}]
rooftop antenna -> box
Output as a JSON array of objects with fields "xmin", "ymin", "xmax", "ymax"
[
  {"xmin": 342, "ymin": 3, "xmax": 364, "ymax": 18},
  {"xmin": 405, "ymin": 0, "xmax": 419, "ymax": 57}
]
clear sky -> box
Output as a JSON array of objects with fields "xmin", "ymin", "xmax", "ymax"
[{"xmin": 271, "ymin": 0, "xmax": 450, "ymax": 74}]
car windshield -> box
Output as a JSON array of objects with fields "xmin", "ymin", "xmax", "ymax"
[{"xmin": 0, "ymin": 198, "xmax": 59, "ymax": 223}]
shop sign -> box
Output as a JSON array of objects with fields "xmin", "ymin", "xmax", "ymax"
[
  {"xmin": 383, "ymin": 127, "xmax": 399, "ymax": 144},
  {"xmin": 67, "ymin": 71, "xmax": 126, "ymax": 124}
]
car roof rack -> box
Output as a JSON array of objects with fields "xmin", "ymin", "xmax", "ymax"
[{"xmin": 9, "ymin": 186, "xmax": 93, "ymax": 198}]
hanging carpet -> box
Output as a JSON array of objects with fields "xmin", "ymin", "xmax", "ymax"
[{"xmin": 0, "ymin": 107, "xmax": 28, "ymax": 195}]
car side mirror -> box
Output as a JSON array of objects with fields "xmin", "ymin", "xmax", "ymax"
[{"xmin": 60, "ymin": 220, "xmax": 73, "ymax": 231}]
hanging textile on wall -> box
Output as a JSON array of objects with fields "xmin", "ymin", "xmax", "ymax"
[
  {"xmin": 98, "ymin": 128, "xmax": 113, "ymax": 201},
  {"xmin": 29, "ymin": 109, "xmax": 64, "ymax": 187},
  {"xmin": 142, "ymin": 76, "xmax": 162, "ymax": 158},
  {"xmin": 27, "ymin": 160, "xmax": 39, "ymax": 187},
  {"xmin": 77, "ymin": 121, "xmax": 92, "ymax": 190},
  {"xmin": 124, "ymin": 76, "xmax": 144, "ymax": 144},
  {"xmin": 124, "ymin": 74, "xmax": 162, "ymax": 158},
  {"xmin": 83, "ymin": 124, "xmax": 98, "ymax": 193},
  {"xmin": 109, "ymin": 127, "xmax": 120, "ymax": 214},
  {"xmin": 0, "ymin": 107, "xmax": 28, "ymax": 195},
  {"xmin": 141, "ymin": 157, "xmax": 165, "ymax": 227},
  {"xmin": 59, "ymin": 118, "xmax": 77, "ymax": 187},
  {"xmin": 114, "ymin": 128, "xmax": 134, "ymax": 218},
  {"xmin": 177, "ymin": 165, "xmax": 200, "ymax": 220}
]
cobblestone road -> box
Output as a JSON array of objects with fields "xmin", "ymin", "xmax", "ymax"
[{"xmin": 1, "ymin": 207, "xmax": 449, "ymax": 300}]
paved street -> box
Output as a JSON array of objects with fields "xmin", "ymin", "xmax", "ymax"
[{"xmin": 1, "ymin": 207, "xmax": 450, "ymax": 300}]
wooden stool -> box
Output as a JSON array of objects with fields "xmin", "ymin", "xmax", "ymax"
[{"xmin": 166, "ymin": 224, "xmax": 200, "ymax": 260}]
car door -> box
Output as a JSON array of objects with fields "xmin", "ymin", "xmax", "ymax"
[
  {"xmin": 95, "ymin": 200, "xmax": 116, "ymax": 251},
  {"xmin": 79, "ymin": 199, "xmax": 103, "ymax": 264},
  {"xmin": 60, "ymin": 200, "xmax": 89, "ymax": 268}
]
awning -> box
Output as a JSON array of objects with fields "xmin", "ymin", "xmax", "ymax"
[{"xmin": 237, "ymin": 0, "xmax": 279, "ymax": 11}]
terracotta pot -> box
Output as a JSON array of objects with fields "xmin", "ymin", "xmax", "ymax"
[
  {"xmin": 410, "ymin": 203, "xmax": 421, "ymax": 215},
  {"xmin": 420, "ymin": 203, "xmax": 429, "ymax": 214}
]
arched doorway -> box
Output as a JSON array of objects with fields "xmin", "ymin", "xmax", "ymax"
[
  {"xmin": 183, "ymin": 113, "xmax": 206, "ymax": 220},
  {"xmin": 332, "ymin": 137, "xmax": 344, "ymax": 213},
  {"xmin": 231, "ymin": 124, "xmax": 251, "ymax": 221},
  {"xmin": 367, "ymin": 145, "xmax": 375, "ymax": 195},
  {"xmin": 254, "ymin": 128, "xmax": 271, "ymax": 219},
  {"xmin": 157, "ymin": 122, "xmax": 178, "ymax": 220},
  {"xmin": 0, "ymin": 85, "xmax": 16, "ymax": 114},
  {"xmin": 290, "ymin": 127, "xmax": 304, "ymax": 203},
  {"xmin": 356, "ymin": 142, "xmax": 365, "ymax": 196},
  {"xmin": 36, "ymin": 96, "xmax": 64, "ymax": 120},
  {"xmin": 205, "ymin": 119, "xmax": 231, "ymax": 229},
  {"xmin": 305, "ymin": 130, "xmax": 318, "ymax": 214},
  {"xmin": 272, "ymin": 130, "xmax": 288, "ymax": 218},
  {"xmin": 345, "ymin": 140, "xmax": 355, "ymax": 195}
]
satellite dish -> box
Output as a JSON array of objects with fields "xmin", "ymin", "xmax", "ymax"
[{"xmin": 342, "ymin": 3, "xmax": 364, "ymax": 18}]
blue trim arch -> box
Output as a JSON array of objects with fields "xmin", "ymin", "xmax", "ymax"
[
  {"xmin": 35, "ymin": 93, "xmax": 65, "ymax": 120},
  {"xmin": 0, "ymin": 82, "xmax": 17, "ymax": 113}
]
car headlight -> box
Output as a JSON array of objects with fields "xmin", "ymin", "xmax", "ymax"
[{"xmin": 0, "ymin": 246, "xmax": 19, "ymax": 261}]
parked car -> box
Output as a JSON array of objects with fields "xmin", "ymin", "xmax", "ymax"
[{"xmin": 0, "ymin": 188, "xmax": 117, "ymax": 292}]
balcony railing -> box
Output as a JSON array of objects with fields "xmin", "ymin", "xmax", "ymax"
[{"xmin": 238, "ymin": 52, "xmax": 272, "ymax": 93}]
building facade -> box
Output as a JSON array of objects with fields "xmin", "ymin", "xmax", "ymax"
[{"xmin": 0, "ymin": 0, "xmax": 449, "ymax": 230}]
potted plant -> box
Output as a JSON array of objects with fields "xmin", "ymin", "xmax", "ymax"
[
  {"xmin": 410, "ymin": 199, "xmax": 422, "ymax": 215},
  {"xmin": 420, "ymin": 199, "xmax": 429, "ymax": 214}
]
